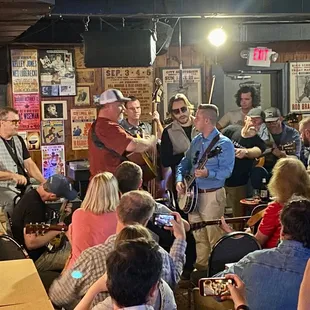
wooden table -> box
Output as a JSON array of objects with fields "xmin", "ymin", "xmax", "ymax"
[{"xmin": 240, "ymin": 198, "xmax": 262, "ymax": 215}]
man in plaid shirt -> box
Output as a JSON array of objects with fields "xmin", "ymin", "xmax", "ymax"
[{"xmin": 49, "ymin": 190, "xmax": 187, "ymax": 309}]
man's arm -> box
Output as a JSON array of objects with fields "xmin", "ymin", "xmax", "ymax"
[
  {"xmin": 175, "ymin": 144, "xmax": 193, "ymax": 183},
  {"xmin": 24, "ymin": 158, "xmax": 45, "ymax": 183},
  {"xmin": 126, "ymin": 135, "xmax": 157, "ymax": 153},
  {"xmin": 24, "ymin": 229, "xmax": 61, "ymax": 250},
  {"xmin": 0, "ymin": 171, "xmax": 27, "ymax": 184},
  {"xmin": 293, "ymin": 128, "xmax": 302, "ymax": 158},
  {"xmin": 217, "ymin": 113, "xmax": 231, "ymax": 131},
  {"xmin": 49, "ymin": 250, "xmax": 94, "ymax": 309}
]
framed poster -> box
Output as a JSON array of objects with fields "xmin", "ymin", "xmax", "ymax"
[
  {"xmin": 71, "ymin": 108, "xmax": 97, "ymax": 150},
  {"xmin": 290, "ymin": 62, "xmax": 310, "ymax": 112},
  {"xmin": 77, "ymin": 69, "xmax": 95, "ymax": 85},
  {"xmin": 161, "ymin": 67, "xmax": 202, "ymax": 117},
  {"xmin": 38, "ymin": 49, "xmax": 76, "ymax": 97},
  {"xmin": 74, "ymin": 86, "xmax": 90, "ymax": 106},
  {"xmin": 11, "ymin": 49, "xmax": 39, "ymax": 94},
  {"xmin": 41, "ymin": 120, "xmax": 65, "ymax": 144},
  {"xmin": 41, "ymin": 145, "xmax": 65, "ymax": 179},
  {"xmin": 41, "ymin": 100, "xmax": 67, "ymax": 120}
]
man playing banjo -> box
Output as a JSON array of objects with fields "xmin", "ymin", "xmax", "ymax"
[{"xmin": 176, "ymin": 104, "xmax": 235, "ymax": 272}]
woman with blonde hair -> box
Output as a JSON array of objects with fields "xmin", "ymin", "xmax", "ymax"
[
  {"xmin": 221, "ymin": 157, "xmax": 310, "ymax": 248},
  {"xmin": 66, "ymin": 172, "xmax": 119, "ymax": 270},
  {"xmin": 256, "ymin": 157, "xmax": 310, "ymax": 248}
]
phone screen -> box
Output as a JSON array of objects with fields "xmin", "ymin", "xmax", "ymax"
[
  {"xmin": 199, "ymin": 278, "xmax": 233, "ymax": 297},
  {"xmin": 153, "ymin": 213, "xmax": 175, "ymax": 227}
]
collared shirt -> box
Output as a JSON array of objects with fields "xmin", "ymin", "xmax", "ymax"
[
  {"xmin": 49, "ymin": 234, "xmax": 186, "ymax": 309},
  {"xmin": 176, "ymin": 128, "xmax": 235, "ymax": 189},
  {"xmin": 119, "ymin": 118, "xmax": 152, "ymax": 137},
  {"xmin": 216, "ymin": 240, "xmax": 310, "ymax": 310}
]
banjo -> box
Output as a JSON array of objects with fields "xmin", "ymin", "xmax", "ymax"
[{"xmin": 178, "ymin": 145, "xmax": 222, "ymax": 213}]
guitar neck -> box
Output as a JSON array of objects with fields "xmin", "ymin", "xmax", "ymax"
[
  {"xmin": 190, "ymin": 216, "xmax": 251, "ymax": 231},
  {"xmin": 25, "ymin": 223, "xmax": 68, "ymax": 234}
]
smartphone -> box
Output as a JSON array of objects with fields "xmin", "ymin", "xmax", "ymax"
[
  {"xmin": 198, "ymin": 277, "xmax": 234, "ymax": 297},
  {"xmin": 153, "ymin": 213, "xmax": 176, "ymax": 228}
]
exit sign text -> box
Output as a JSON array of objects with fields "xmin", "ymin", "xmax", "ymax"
[{"xmin": 247, "ymin": 47, "xmax": 272, "ymax": 67}]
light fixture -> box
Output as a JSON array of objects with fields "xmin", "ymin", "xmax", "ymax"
[{"xmin": 208, "ymin": 28, "xmax": 227, "ymax": 47}]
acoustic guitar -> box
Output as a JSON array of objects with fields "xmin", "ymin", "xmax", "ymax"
[
  {"xmin": 25, "ymin": 223, "xmax": 68, "ymax": 234},
  {"xmin": 178, "ymin": 146, "xmax": 222, "ymax": 214}
]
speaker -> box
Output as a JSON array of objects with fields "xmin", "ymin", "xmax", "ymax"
[
  {"xmin": 156, "ymin": 22, "xmax": 174, "ymax": 56},
  {"xmin": 82, "ymin": 30, "xmax": 156, "ymax": 68},
  {"xmin": 0, "ymin": 47, "xmax": 8, "ymax": 84}
]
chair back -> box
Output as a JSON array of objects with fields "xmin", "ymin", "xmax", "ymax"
[
  {"xmin": 193, "ymin": 288, "xmax": 234, "ymax": 310},
  {"xmin": 208, "ymin": 232, "xmax": 261, "ymax": 276},
  {"xmin": 250, "ymin": 166, "xmax": 269, "ymax": 190},
  {"xmin": 250, "ymin": 203, "xmax": 268, "ymax": 234},
  {"xmin": 0, "ymin": 234, "xmax": 29, "ymax": 261}
]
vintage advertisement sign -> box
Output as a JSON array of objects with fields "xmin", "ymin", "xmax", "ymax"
[
  {"xmin": 162, "ymin": 68, "xmax": 202, "ymax": 117},
  {"xmin": 71, "ymin": 108, "xmax": 97, "ymax": 150},
  {"xmin": 13, "ymin": 93, "xmax": 40, "ymax": 131},
  {"xmin": 11, "ymin": 49, "xmax": 39, "ymax": 94},
  {"xmin": 103, "ymin": 67, "xmax": 153, "ymax": 121},
  {"xmin": 41, "ymin": 145, "xmax": 65, "ymax": 179},
  {"xmin": 290, "ymin": 62, "xmax": 310, "ymax": 112},
  {"xmin": 38, "ymin": 49, "xmax": 76, "ymax": 97},
  {"xmin": 41, "ymin": 120, "xmax": 65, "ymax": 145}
]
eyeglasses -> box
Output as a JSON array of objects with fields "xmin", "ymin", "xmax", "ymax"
[
  {"xmin": 2, "ymin": 119, "xmax": 20, "ymax": 125},
  {"xmin": 172, "ymin": 106, "xmax": 188, "ymax": 115}
]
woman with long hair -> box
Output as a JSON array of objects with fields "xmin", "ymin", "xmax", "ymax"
[
  {"xmin": 222, "ymin": 157, "xmax": 310, "ymax": 248},
  {"xmin": 66, "ymin": 172, "xmax": 119, "ymax": 270},
  {"xmin": 256, "ymin": 157, "xmax": 310, "ymax": 248}
]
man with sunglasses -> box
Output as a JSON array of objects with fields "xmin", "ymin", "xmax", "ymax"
[
  {"xmin": 0, "ymin": 107, "xmax": 45, "ymax": 216},
  {"xmin": 263, "ymin": 107, "xmax": 301, "ymax": 173}
]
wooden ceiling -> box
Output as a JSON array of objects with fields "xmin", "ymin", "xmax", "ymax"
[{"xmin": 0, "ymin": 0, "xmax": 54, "ymax": 44}]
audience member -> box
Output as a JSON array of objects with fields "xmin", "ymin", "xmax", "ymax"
[
  {"xmin": 65, "ymin": 172, "xmax": 119, "ymax": 270},
  {"xmin": 298, "ymin": 259, "xmax": 310, "ymax": 310},
  {"xmin": 75, "ymin": 225, "xmax": 176, "ymax": 310},
  {"xmin": 11, "ymin": 174, "xmax": 77, "ymax": 271},
  {"xmin": 217, "ymin": 196, "xmax": 310, "ymax": 310},
  {"xmin": 49, "ymin": 190, "xmax": 186, "ymax": 309}
]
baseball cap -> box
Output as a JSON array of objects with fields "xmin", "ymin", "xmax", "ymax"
[
  {"xmin": 264, "ymin": 107, "xmax": 282, "ymax": 122},
  {"xmin": 45, "ymin": 174, "xmax": 78, "ymax": 200},
  {"xmin": 247, "ymin": 108, "xmax": 266, "ymax": 122},
  {"xmin": 99, "ymin": 89, "xmax": 131, "ymax": 105}
]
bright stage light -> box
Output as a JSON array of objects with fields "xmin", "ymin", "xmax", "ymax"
[{"xmin": 208, "ymin": 28, "xmax": 227, "ymax": 47}]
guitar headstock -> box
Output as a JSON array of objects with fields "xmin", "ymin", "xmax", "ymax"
[
  {"xmin": 25, "ymin": 223, "xmax": 50, "ymax": 234},
  {"xmin": 208, "ymin": 146, "xmax": 222, "ymax": 158}
]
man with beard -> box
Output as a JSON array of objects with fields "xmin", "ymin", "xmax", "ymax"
[
  {"xmin": 299, "ymin": 117, "xmax": 310, "ymax": 169},
  {"xmin": 222, "ymin": 116, "xmax": 266, "ymax": 220},
  {"xmin": 217, "ymin": 86, "xmax": 260, "ymax": 130}
]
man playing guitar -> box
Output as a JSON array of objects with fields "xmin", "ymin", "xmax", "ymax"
[
  {"xmin": 176, "ymin": 104, "xmax": 235, "ymax": 271},
  {"xmin": 263, "ymin": 107, "xmax": 301, "ymax": 173},
  {"xmin": 0, "ymin": 107, "xmax": 45, "ymax": 216},
  {"xmin": 88, "ymin": 89, "xmax": 157, "ymax": 177}
]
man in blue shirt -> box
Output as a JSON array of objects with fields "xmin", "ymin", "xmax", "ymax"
[
  {"xmin": 217, "ymin": 197, "xmax": 310, "ymax": 310},
  {"xmin": 176, "ymin": 104, "xmax": 235, "ymax": 270}
]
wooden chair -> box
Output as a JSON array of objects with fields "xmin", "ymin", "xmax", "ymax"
[{"xmin": 193, "ymin": 288, "xmax": 234, "ymax": 310}]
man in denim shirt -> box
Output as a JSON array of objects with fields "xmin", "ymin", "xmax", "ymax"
[
  {"xmin": 176, "ymin": 104, "xmax": 235, "ymax": 270},
  {"xmin": 263, "ymin": 107, "xmax": 301, "ymax": 173},
  {"xmin": 217, "ymin": 197, "xmax": 310, "ymax": 310}
]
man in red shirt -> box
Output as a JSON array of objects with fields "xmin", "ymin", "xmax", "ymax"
[{"xmin": 88, "ymin": 89, "xmax": 156, "ymax": 177}]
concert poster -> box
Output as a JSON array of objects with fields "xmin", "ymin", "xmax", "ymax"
[
  {"xmin": 71, "ymin": 108, "xmax": 97, "ymax": 150},
  {"xmin": 103, "ymin": 67, "xmax": 153, "ymax": 122},
  {"xmin": 290, "ymin": 62, "xmax": 310, "ymax": 112},
  {"xmin": 41, "ymin": 120, "xmax": 65, "ymax": 145},
  {"xmin": 11, "ymin": 49, "xmax": 39, "ymax": 94},
  {"xmin": 74, "ymin": 86, "xmax": 90, "ymax": 106},
  {"xmin": 13, "ymin": 94, "xmax": 40, "ymax": 131},
  {"xmin": 38, "ymin": 49, "xmax": 76, "ymax": 97},
  {"xmin": 161, "ymin": 68, "xmax": 202, "ymax": 117},
  {"xmin": 41, "ymin": 145, "xmax": 65, "ymax": 179}
]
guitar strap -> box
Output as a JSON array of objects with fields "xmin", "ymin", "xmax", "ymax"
[
  {"xmin": 196, "ymin": 134, "xmax": 220, "ymax": 167},
  {"xmin": 91, "ymin": 121, "xmax": 128, "ymax": 161}
]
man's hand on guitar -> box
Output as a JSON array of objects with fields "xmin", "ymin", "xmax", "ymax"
[
  {"xmin": 12, "ymin": 173, "xmax": 28, "ymax": 185},
  {"xmin": 220, "ymin": 216, "xmax": 234, "ymax": 233},
  {"xmin": 272, "ymin": 147, "xmax": 287, "ymax": 158},
  {"xmin": 235, "ymin": 148, "xmax": 248, "ymax": 159},
  {"xmin": 164, "ymin": 212, "xmax": 186, "ymax": 240},
  {"xmin": 151, "ymin": 111, "xmax": 160, "ymax": 123},
  {"xmin": 176, "ymin": 182, "xmax": 185, "ymax": 195},
  {"xmin": 194, "ymin": 168, "xmax": 209, "ymax": 178}
]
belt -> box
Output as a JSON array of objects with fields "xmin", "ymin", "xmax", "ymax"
[{"xmin": 198, "ymin": 187, "xmax": 221, "ymax": 193}]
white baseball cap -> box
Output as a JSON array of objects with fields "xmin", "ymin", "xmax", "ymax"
[{"xmin": 99, "ymin": 89, "xmax": 131, "ymax": 105}]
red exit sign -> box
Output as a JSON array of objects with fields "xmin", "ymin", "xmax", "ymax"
[{"xmin": 247, "ymin": 47, "xmax": 272, "ymax": 67}]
